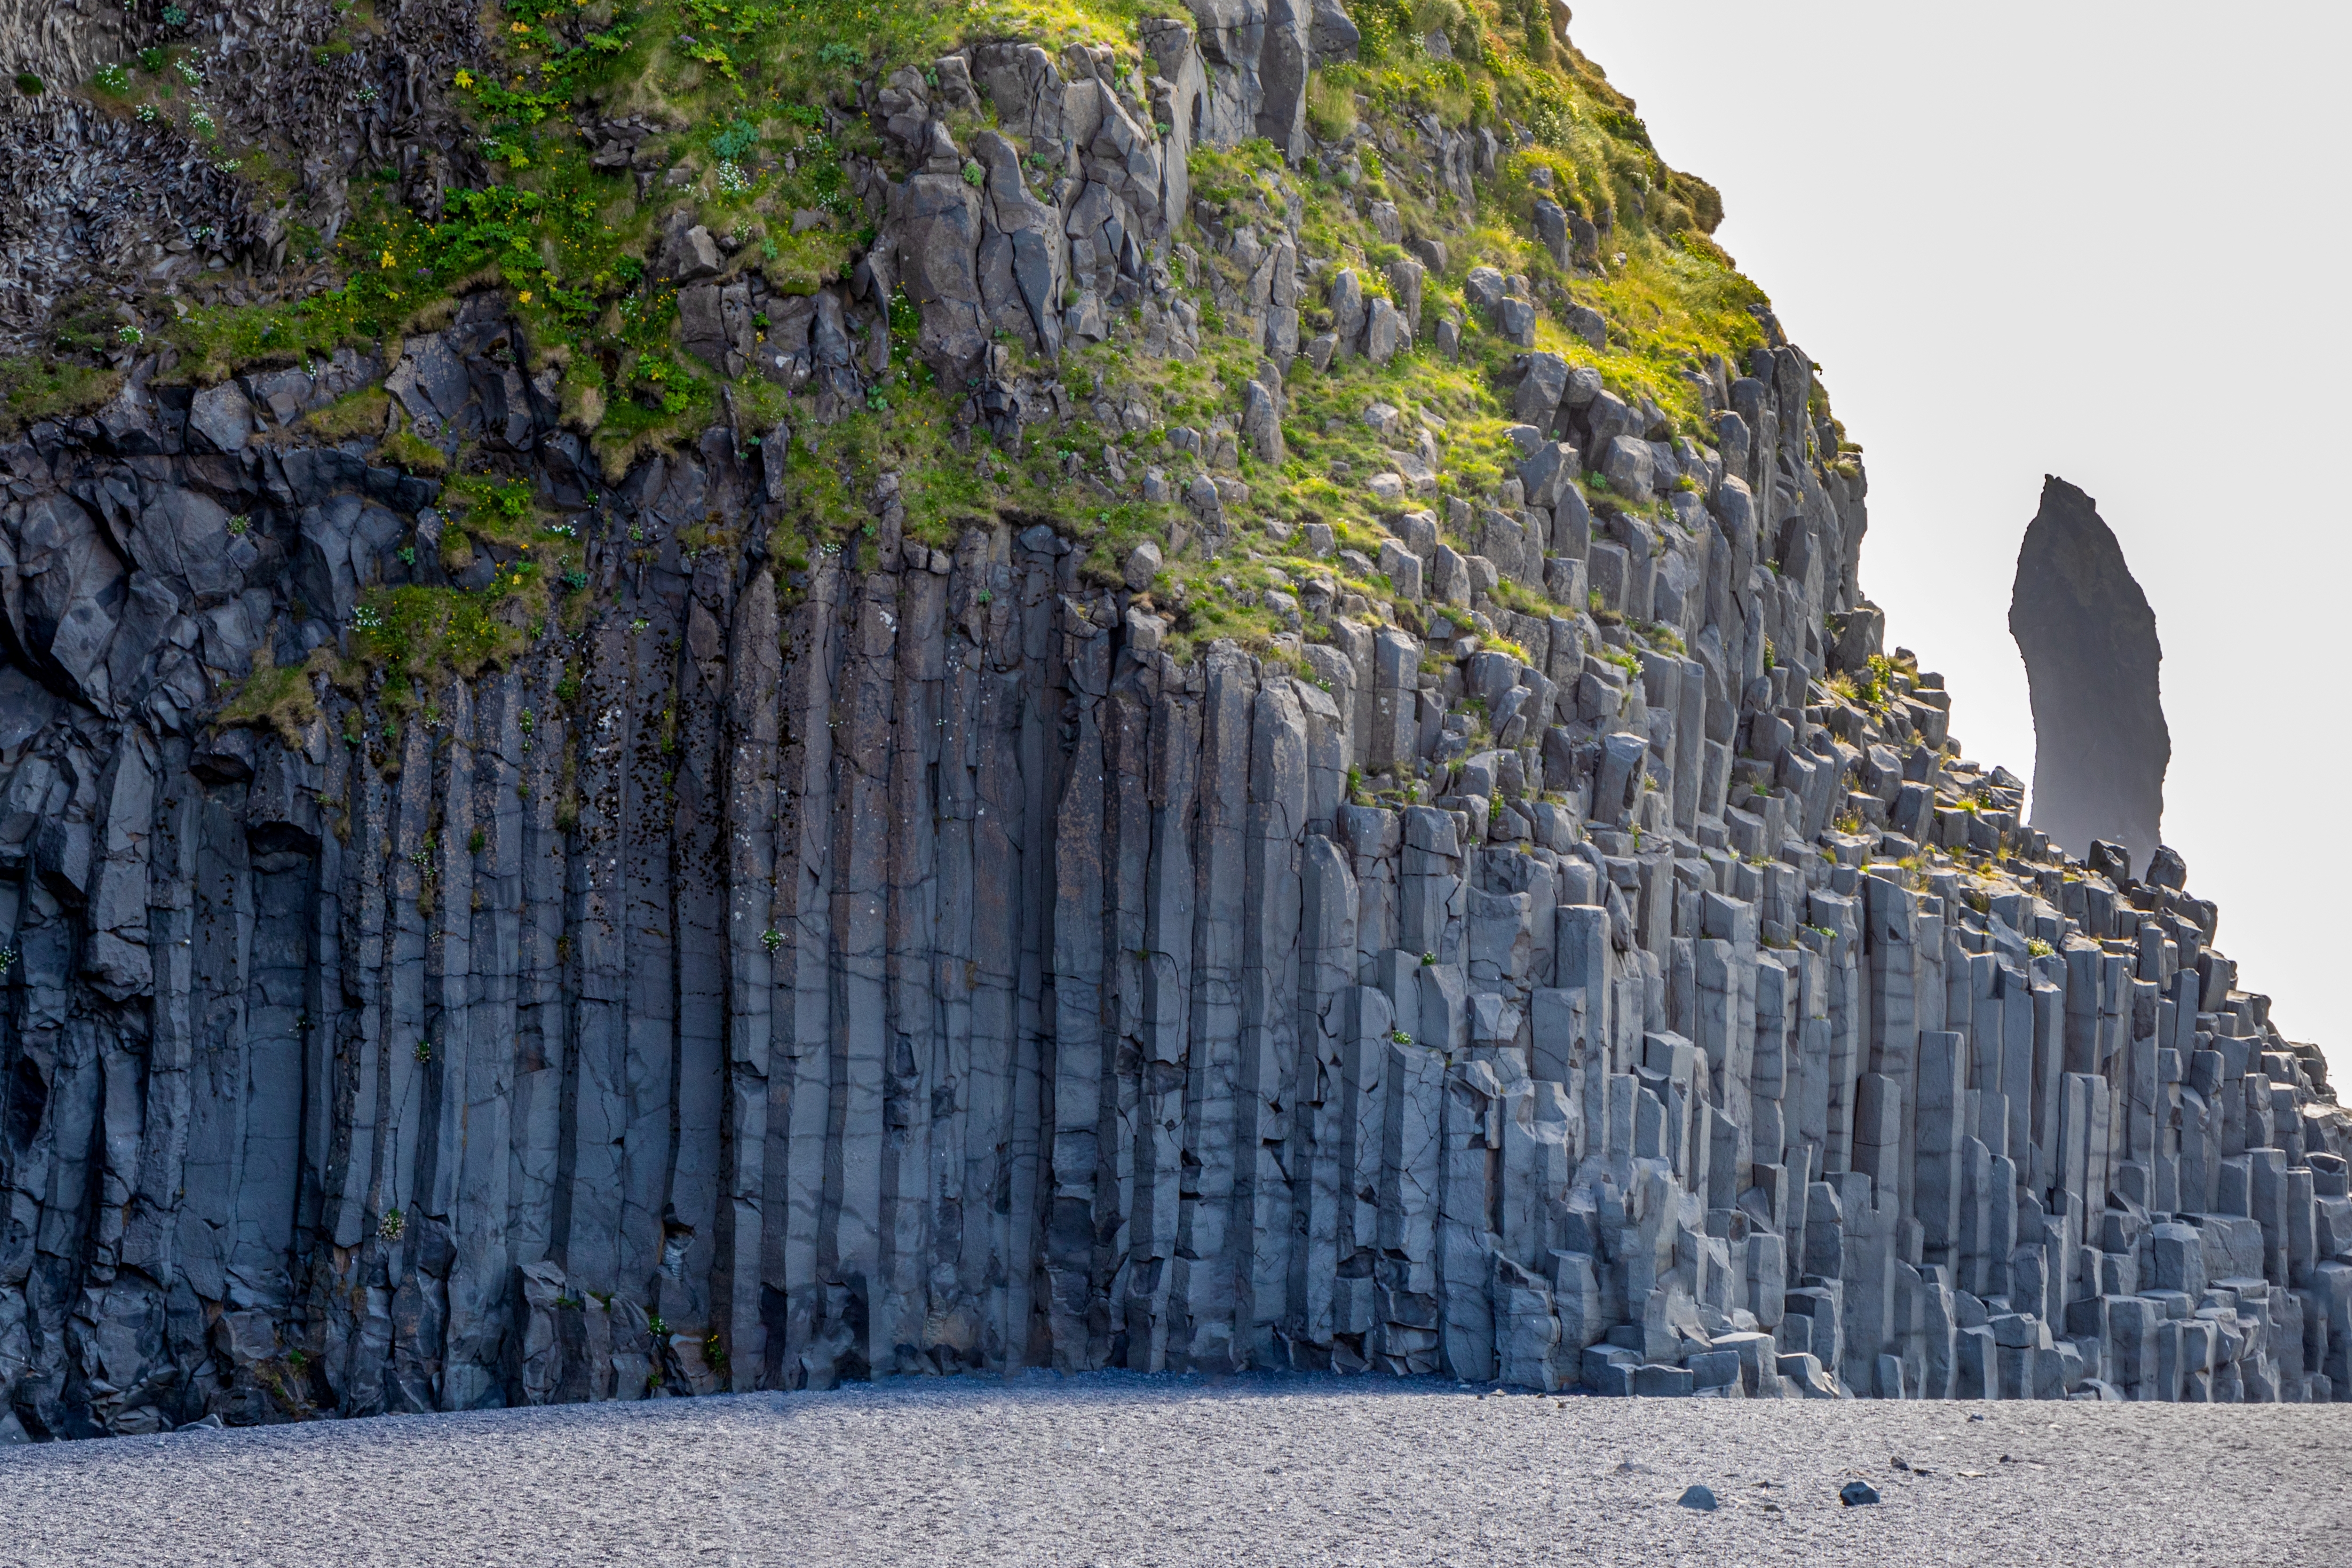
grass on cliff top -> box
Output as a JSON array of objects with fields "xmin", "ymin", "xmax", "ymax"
[
  {"xmin": 37, "ymin": 0, "xmax": 1794, "ymax": 698},
  {"xmin": 119, "ymin": 0, "xmax": 1751, "ymax": 376}
]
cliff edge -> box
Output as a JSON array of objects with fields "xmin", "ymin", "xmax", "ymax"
[{"xmin": 0, "ymin": 0, "xmax": 2342, "ymax": 1439}]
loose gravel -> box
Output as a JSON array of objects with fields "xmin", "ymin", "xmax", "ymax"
[{"xmin": 3, "ymin": 1373, "xmax": 2347, "ymax": 1567}]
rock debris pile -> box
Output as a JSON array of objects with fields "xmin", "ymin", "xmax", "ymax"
[{"xmin": 0, "ymin": 6, "xmax": 2342, "ymax": 1442}]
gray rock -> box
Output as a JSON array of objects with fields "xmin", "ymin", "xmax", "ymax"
[
  {"xmin": 1599, "ymin": 434, "xmax": 1655, "ymax": 503},
  {"xmin": 1310, "ymin": 0, "xmax": 1360, "ymax": 65},
  {"xmin": 1513, "ymin": 353, "xmax": 1569, "ymax": 430},
  {"xmin": 186, "ymin": 383, "xmax": 254, "ymax": 454},
  {"xmin": 2008, "ymin": 475, "xmax": 2169, "ymax": 866},
  {"xmin": 1496, "ymin": 296, "xmax": 1537, "ymax": 347},
  {"xmin": 1379, "ymin": 538, "xmax": 1423, "ymax": 599},
  {"xmin": 1678, "ymin": 1485, "xmax": 1718, "ymax": 1511},
  {"xmin": 1533, "ymin": 200, "xmax": 1571, "ymax": 267},
  {"xmin": 1430, "ymin": 543, "xmax": 1470, "ymax": 606},
  {"xmin": 894, "ymin": 174, "xmax": 990, "ymax": 371},
  {"xmin": 1328, "ymin": 268, "xmax": 1366, "ymax": 358},
  {"xmin": 933, "ymin": 53, "xmax": 980, "ymax": 111},
  {"xmin": 1517, "ymin": 442, "xmax": 1580, "ymax": 511},
  {"xmin": 1242, "ymin": 380, "xmax": 1285, "ymax": 463},
  {"xmin": 1185, "ymin": 471, "xmax": 1224, "ymax": 527},
  {"xmin": 1123, "ymin": 539, "xmax": 1163, "ymax": 590},
  {"xmin": 658, "ymin": 217, "xmax": 723, "ymax": 282},
  {"xmin": 1365, "ymin": 296, "xmax": 1405, "ymax": 366},
  {"xmin": 1387, "ymin": 257, "xmax": 1426, "ymax": 336}
]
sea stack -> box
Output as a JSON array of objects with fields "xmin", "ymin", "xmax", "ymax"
[{"xmin": 2009, "ymin": 475, "xmax": 2170, "ymax": 872}]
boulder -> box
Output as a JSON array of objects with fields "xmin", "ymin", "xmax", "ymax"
[
  {"xmin": 1600, "ymin": 433, "xmax": 1655, "ymax": 503},
  {"xmin": 1387, "ymin": 256, "xmax": 1425, "ymax": 334},
  {"xmin": 1517, "ymin": 442, "xmax": 1580, "ymax": 511},
  {"xmin": 657, "ymin": 216, "xmax": 722, "ymax": 282},
  {"xmin": 1513, "ymin": 353, "xmax": 1569, "ymax": 430},
  {"xmin": 1464, "ymin": 266, "xmax": 1505, "ymax": 314},
  {"xmin": 1496, "ymin": 296, "xmax": 1537, "ymax": 347},
  {"xmin": 1241, "ymin": 380, "xmax": 1285, "ymax": 463},
  {"xmin": 186, "ymin": 382, "xmax": 253, "ymax": 454},
  {"xmin": 1328, "ymin": 268, "xmax": 1366, "ymax": 358},
  {"xmin": 891, "ymin": 173, "xmax": 990, "ymax": 372},
  {"xmin": 1310, "ymin": 0, "xmax": 1360, "ymax": 65},
  {"xmin": 1533, "ymin": 199, "xmax": 1571, "ymax": 268},
  {"xmin": 1365, "ymin": 296, "xmax": 1406, "ymax": 365}
]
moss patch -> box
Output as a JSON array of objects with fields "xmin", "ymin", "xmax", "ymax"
[{"xmin": 216, "ymin": 647, "xmax": 332, "ymax": 747}]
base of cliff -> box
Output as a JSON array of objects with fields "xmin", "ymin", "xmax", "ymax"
[{"xmin": 3, "ymin": 1371, "xmax": 2347, "ymax": 1566}]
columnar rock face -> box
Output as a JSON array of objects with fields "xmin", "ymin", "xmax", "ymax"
[
  {"xmin": 2010, "ymin": 477, "xmax": 2169, "ymax": 871},
  {"xmin": 0, "ymin": 14, "xmax": 2344, "ymax": 1445}
]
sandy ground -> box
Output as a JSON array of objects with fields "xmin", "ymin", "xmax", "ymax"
[{"xmin": 2, "ymin": 1373, "xmax": 2348, "ymax": 1567}]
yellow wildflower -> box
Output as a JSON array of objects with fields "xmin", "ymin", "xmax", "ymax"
[
  {"xmin": 454, "ymin": 69, "xmax": 474, "ymax": 88},
  {"xmin": 381, "ymin": 250, "xmax": 395, "ymax": 269},
  {"xmin": 519, "ymin": 290, "xmax": 533, "ymax": 303}
]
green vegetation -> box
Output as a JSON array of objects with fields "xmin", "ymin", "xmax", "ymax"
[
  {"xmin": 338, "ymin": 469, "xmax": 589, "ymax": 716},
  {"xmin": 378, "ymin": 426, "xmax": 449, "ymax": 476},
  {"xmin": 0, "ymin": 358, "xmax": 119, "ymax": 438},
  {"xmin": 216, "ymin": 647, "xmax": 329, "ymax": 746},
  {"xmin": 301, "ymin": 386, "xmax": 392, "ymax": 444},
  {"xmin": 27, "ymin": 0, "xmax": 1797, "ymax": 701}
]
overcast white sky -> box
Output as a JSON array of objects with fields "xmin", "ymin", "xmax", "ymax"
[{"xmin": 1565, "ymin": 0, "xmax": 2351, "ymax": 1078}]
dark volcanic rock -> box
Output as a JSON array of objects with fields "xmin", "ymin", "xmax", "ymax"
[{"xmin": 2009, "ymin": 475, "xmax": 2169, "ymax": 871}]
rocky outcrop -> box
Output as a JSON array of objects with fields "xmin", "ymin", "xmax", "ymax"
[
  {"xmin": 0, "ymin": 0, "xmax": 484, "ymax": 354},
  {"xmin": 4, "ymin": 284, "xmax": 2343, "ymax": 1436},
  {"xmin": 0, "ymin": 5, "xmax": 2343, "ymax": 1446},
  {"xmin": 1146, "ymin": 0, "xmax": 1309, "ymax": 163},
  {"xmin": 2010, "ymin": 476, "xmax": 2169, "ymax": 871}
]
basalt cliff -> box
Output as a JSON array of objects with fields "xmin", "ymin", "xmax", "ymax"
[{"xmin": 0, "ymin": 0, "xmax": 2342, "ymax": 1440}]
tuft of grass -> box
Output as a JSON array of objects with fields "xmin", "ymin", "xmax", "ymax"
[
  {"xmin": 216, "ymin": 647, "xmax": 335, "ymax": 747},
  {"xmin": 302, "ymin": 386, "xmax": 391, "ymax": 444},
  {"xmin": 1305, "ymin": 71, "xmax": 1357, "ymax": 141},
  {"xmin": 0, "ymin": 358, "xmax": 120, "ymax": 436},
  {"xmin": 379, "ymin": 427, "xmax": 448, "ymax": 476}
]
